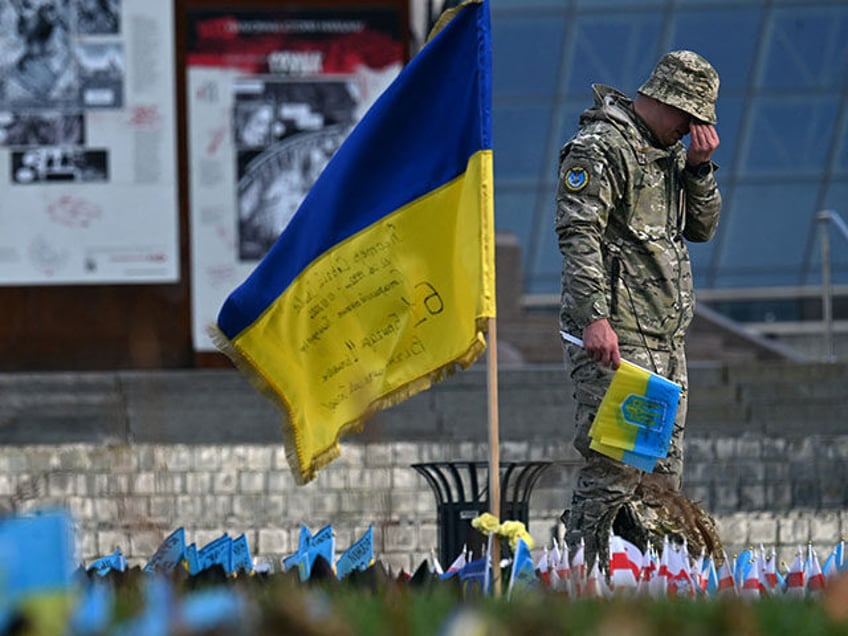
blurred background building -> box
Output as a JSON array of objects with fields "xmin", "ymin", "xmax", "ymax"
[
  {"xmin": 419, "ymin": 0, "xmax": 848, "ymax": 362},
  {"xmin": 1, "ymin": 0, "xmax": 846, "ymax": 370}
]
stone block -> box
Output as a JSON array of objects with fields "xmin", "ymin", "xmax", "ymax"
[
  {"xmin": 683, "ymin": 437, "xmax": 714, "ymax": 462},
  {"xmin": 736, "ymin": 436, "xmax": 763, "ymax": 459},
  {"xmin": 333, "ymin": 444, "xmax": 365, "ymax": 466},
  {"xmin": 262, "ymin": 495, "xmax": 285, "ymax": 521},
  {"xmin": 97, "ymin": 530, "xmax": 130, "ymax": 557},
  {"xmin": 233, "ymin": 495, "xmax": 264, "ymax": 521},
  {"xmin": 47, "ymin": 472, "xmax": 76, "ymax": 497},
  {"xmin": 257, "ymin": 528, "xmax": 290, "ymax": 555},
  {"xmin": 201, "ymin": 495, "xmax": 234, "ymax": 521},
  {"xmin": 238, "ymin": 471, "xmax": 267, "ymax": 494},
  {"xmin": 364, "ymin": 444, "xmax": 393, "ymax": 467},
  {"xmin": 391, "ymin": 466, "xmax": 419, "ymax": 490},
  {"xmin": 763, "ymin": 462, "xmax": 789, "ymax": 481},
  {"xmin": 174, "ymin": 495, "xmax": 202, "ymax": 521},
  {"xmin": 232, "ymin": 446, "xmax": 273, "ymax": 471},
  {"xmin": 764, "ymin": 483, "xmax": 792, "ymax": 510},
  {"xmin": 339, "ymin": 491, "xmax": 368, "ymax": 515},
  {"xmin": 393, "ymin": 442, "xmax": 420, "ymax": 466},
  {"xmin": 809, "ymin": 512, "xmax": 841, "ymax": 543},
  {"xmin": 267, "ymin": 471, "xmax": 296, "ymax": 493},
  {"xmin": 785, "ymin": 438, "xmax": 815, "ymax": 462},
  {"xmin": 746, "ymin": 516, "xmax": 778, "ymax": 545},
  {"xmin": 713, "ymin": 483, "xmax": 739, "ymax": 512},
  {"xmin": 761, "ymin": 437, "xmax": 787, "ymax": 459},
  {"xmin": 819, "ymin": 480, "xmax": 848, "ymax": 508},
  {"xmin": 79, "ymin": 530, "xmax": 98, "ymax": 561},
  {"xmin": 156, "ymin": 445, "xmax": 194, "ymax": 472},
  {"xmin": 714, "ymin": 513, "xmax": 747, "ymax": 551},
  {"xmin": 194, "ymin": 447, "xmax": 226, "ymax": 471},
  {"xmin": 282, "ymin": 492, "xmax": 312, "ymax": 521},
  {"xmin": 777, "ymin": 515, "xmax": 810, "ymax": 545},
  {"xmin": 93, "ymin": 497, "xmax": 120, "ymax": 520},
  {"xmin": 314, "ymin": 467, "xmax": 347, "ymax": 490},
  {"xmin": 153, "ymin": 472, "xmax": 186, "ymax": 495},
  {"xmin": 212, "ymin": 470, "xmax": 238, "ymax": 495},
  {"xmin": 734, "ymin": 459, "xmax": 766, "ymax": 485},
  {"xmin": 791, "ymin": 481, "xmax": 820, "ymax": 508},
  {"xmin": 57, "ymin": 447, "xmax": 94, "ymax": 471},
  {"xmin": 788, "ymin": 460, "xmax": 816, "ymax": 481},
  {"xmin": 417, "ymin": 444, "xmax": 452, "ymax": 463},
  {"xmin": 383, "ymin": 522, "xmax": 417, "ymax": 552},
  {"xmin": 94, "ymin": 473, "xmax": 129, "ymax": 496},
  {"xmin": 685, "ymin": 462, "xmax": 715, "ymax": 484},
  {"xmin": 129, "ymin": 530, "xmax": 166, "ymax": 560},
  {"xmin": 501, "ymin": 441, "xmax": 531, "ymax": 462},
  {"xmin": 185, "ymin": 472, "xmax": 212, "ymax": 495},
  {"xmin": 95, "ymin": 447, "xmax": 138, "ymax": 472},
  {"xmin": 148, "ymin": 496, "xmax": 176, "ymax": 524},
  {"xmin": 417, "ymin": 523, "xmax": 438, "ymax": 552},
  {"xmin": 117, "ymin": 497, "xmax": 151, "ymax": 524},
  {"xmin": 132, "ymin": 472, "xmax": 156, "ymax": 494},
  {"xmin": 714, "ymin": 438, "xmax": 736, "ymax": 461},
  {"xmin": 311, "ymin": 492, "xmax": 340, "ymax": 517},
  {"xmin": 271, "ymin": 448, "xmax": 290, "ymax": 471}
]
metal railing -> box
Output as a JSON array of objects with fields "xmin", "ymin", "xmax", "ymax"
[{"xmin": 817, "ymin": 210, "xmax": 848, "ymax": 362}]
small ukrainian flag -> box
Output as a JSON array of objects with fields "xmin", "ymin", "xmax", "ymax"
[{"xmin": 561, "ymin": 332, "xmax": 681, "ymax": 471}]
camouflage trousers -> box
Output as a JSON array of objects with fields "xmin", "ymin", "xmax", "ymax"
[{"xmin": 562, "ymin": 340, "xmax": 689, "ymax": 570}]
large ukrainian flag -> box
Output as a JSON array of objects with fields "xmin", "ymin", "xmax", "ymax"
[{"xmin": 211, "ymin": 0, "xmax": 495, "ymax": 484}]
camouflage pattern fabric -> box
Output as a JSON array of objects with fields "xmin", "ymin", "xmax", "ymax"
[
  {"xmin": 562, "ymin": 343, "xmax": 689, "ymax": 568},
  {"xmin": 638, "ymin": 50, "xmax": 720, "ymax": 124},
  {"xmin": 555, "ymin": 82, "xmax": 722, "ymax": 569},
  {"xmin": 556, "ymin": 84, "xmax": 721, "ymax": 347}
]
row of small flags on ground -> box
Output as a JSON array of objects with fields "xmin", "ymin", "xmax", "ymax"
[
  {"xmin": 0, "ymin": 509, "xmax": 377, "ymax": 635},
  {"xmin": 436, "ymin": 532, "xmax": 846, "ymax": 600},
  {"xmin": 3, "ymin": 509, "xmax": 848, "ymax": 633}
]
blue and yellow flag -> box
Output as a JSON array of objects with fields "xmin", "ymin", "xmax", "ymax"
[
  {"xmin": 211, "ymin": 0, "xmax": 495, "ymax": 484},
  {"xmin": 588, "ymin": 360, "xmax": 681, "ymax": 472}
]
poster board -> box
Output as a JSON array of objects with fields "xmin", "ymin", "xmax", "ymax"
[
  {"xmin": 0, "ymin": 0, "xmax": 179, "ymax": 285},
  {"xmin": 186, "ymin": 3, "xmax": 406, "ymax": 352}
]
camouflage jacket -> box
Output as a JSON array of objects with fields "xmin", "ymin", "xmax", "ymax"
[{"xmin": 556, "ymin": 84, "xmax": 722, "ymax": 349}]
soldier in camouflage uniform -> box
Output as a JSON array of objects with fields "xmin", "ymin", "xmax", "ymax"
[{"xmin": 556, "ymin": 51, "xmax": 722, "ymax": 569}]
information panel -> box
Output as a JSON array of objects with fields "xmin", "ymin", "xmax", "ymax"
[
  {"xmin": 0, "ymin": 0, "xmax": 179, "ymax": 284},
  {"xmin": 187, "ymin": 6, "xmax": 404, "ymax": 351}
]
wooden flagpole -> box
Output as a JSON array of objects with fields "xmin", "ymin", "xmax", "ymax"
[{"xmin": 486, "ymin": 315, "xmax": 502, "ymax": 596}]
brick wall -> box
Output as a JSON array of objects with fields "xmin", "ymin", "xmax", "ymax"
[{"xmin": 1, "ymin": 361, "xmax": 846, "ymax": 570}]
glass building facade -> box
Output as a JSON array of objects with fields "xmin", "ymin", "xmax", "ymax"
[{"xmin": 489, "ymin": 0, "xmax": 848, "ymax": 323}]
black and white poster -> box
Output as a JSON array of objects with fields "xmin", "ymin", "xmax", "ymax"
[
  {"xmin": 0, "ymin": 0, "xmax": 178, "ymax": 284},
  {"xmin": 187, "ymin": 6, "xmax": 404, "ymax": 351}
]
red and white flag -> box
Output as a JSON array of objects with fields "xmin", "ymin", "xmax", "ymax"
[
  {"xmin": 807, "ymin": 546, "xmax": 826, "ymax": 594},
  {"xmin": 609, "ymin": 534, "xmax": 641, "ymax": 591},
  {"xmin": 556, "ymin": 541, "xmax": 572, "ymax": 595},
  {"xmin": 571, "ymin": 538, "xmax": 586, "ymax": 597},
  {"xmin": 716, "ymin": 551, "xmax": 736, "ymax": 596},
  {"xmin": 785, "ymin": 549, "xmax": 806, "ymax": 598},
  {"xmin": 740, "ymin": 558, "xmax": 761, "ymax": 600}
]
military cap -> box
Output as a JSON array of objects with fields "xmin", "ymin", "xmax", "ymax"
[{"xmin": 638, "ymin": 50, "xmax": 719, "ymax": 124}]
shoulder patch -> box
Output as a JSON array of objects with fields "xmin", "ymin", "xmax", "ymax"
[{"xmin": 564, "ymin": 166, "xmax": 589, "ymax": 192}]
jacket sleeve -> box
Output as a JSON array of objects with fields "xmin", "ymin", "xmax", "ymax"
[
  {"xmin": 682, "ymin": 162, "xmax": 722, "ymax": 242},
  {"xmin": 555, "ymin": 138, "xmax": 621, "ymax": 330}
]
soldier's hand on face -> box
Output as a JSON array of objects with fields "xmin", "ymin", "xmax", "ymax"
[
  {"xmin": 686, "ymin": 123, "xmax": 719, "ymax": 166},
  {"xmin": 583, "ymin": 318, "xmax": 621, "ymax": 369}
]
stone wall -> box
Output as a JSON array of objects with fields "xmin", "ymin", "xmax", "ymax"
[{"xmin": 1, "ymin": 361, "xmax": 846, "ymax": 570}]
